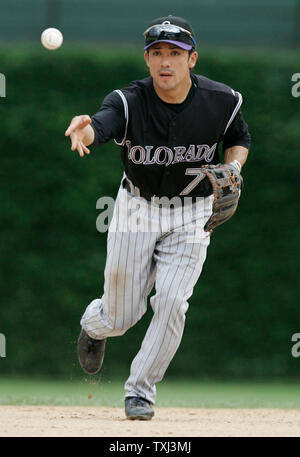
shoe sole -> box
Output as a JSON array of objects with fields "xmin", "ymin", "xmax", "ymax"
[
  {"xmin": 126, "ymin": 414, "xmax": 153, "ymax": 421},
  {"xmin": 77, "ymin": 330, "xmax": 106, "ymax": 375},
  {"xmin": 79, "ymin": 365, "xmax": 100, "ymax": 375}
]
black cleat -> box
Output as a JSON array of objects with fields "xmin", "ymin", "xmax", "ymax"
[
  {"xmin": 125, "ymin": 396, "xmax": 155, "ymax": 420},
  {"xmin": 77, "ymin": 328, "xmax": 106, "ymax": 375}
]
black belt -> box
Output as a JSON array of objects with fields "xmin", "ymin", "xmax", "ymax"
[{"xmin": 122, "ymin": 178, "xmax": 200, "ymax": 204}]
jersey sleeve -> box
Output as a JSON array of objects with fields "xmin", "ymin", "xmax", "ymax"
[
  {"xmin": 222, "ymin": 92, "xmax": 251, "ymax": 151},
  {"xmin": 89, "ymin": 91, "xmax": 126, "ymax": 147}
]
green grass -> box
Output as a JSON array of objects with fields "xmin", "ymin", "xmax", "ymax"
[{"xmin": 0, "ymin": 378, "xmax": 300, "ymax": 408}]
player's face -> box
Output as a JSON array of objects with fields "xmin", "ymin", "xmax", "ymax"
[{"xmin": 144, "ymin": 42, "xmax": 198, "ymax": 99}]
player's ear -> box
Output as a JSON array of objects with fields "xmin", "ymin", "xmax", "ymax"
[
  {"xmin": 144, "ymin": 51, "xmax": 150, "ymax": 68},
  {"xmin": 188, "ymin": 51, "xmax": 198, "ymax": 70}
]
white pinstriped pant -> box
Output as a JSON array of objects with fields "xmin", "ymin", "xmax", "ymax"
[{"xmin": 80, "ymin": 177, "xmax": 213, "ymax": 404}]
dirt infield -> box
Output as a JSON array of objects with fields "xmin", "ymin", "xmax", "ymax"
[{"xmin": 0, "ymin": 405, "xmax": 300, "ymax": 437}]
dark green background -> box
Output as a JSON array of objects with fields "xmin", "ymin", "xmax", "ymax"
[{"xmin": 0, "ymin": 46, "xmax": 299, "ymax": 380}]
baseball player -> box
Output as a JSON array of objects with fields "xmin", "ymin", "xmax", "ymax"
[{"xmin": 65, "ymin": 15, "xmax": 251, "ymax": 420}]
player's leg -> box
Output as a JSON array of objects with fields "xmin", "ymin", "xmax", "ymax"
[
  {"xmin": 78, "ymin": 184, "xmax": 158, "ymax": 374},
  {"xmin": 124, "ymin": 196, "xmax": 213, "ymax": 405},
  {"xmin": 79, "ymin": 184, "xmax": 158, "ymax": 340}
]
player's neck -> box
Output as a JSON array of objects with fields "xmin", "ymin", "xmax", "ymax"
[{"xmin": 153, "ymin": 77, "xmax": 192, "ymax": 104}]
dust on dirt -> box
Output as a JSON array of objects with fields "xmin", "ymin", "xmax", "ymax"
[{"xmin": 1, "ymin": 405, "xmax": 300, "ymax": 437}]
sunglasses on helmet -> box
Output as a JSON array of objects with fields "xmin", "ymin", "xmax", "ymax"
[{"xmin": 143, "ymin": 24, "xmax": 196, "ymax": 47}]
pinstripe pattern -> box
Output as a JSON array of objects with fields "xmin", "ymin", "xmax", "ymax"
[{"xmin": 80, "ymin": 178, "xmax": 213, "ymax": 404}]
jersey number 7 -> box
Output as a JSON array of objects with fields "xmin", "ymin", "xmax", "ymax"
[{"xmin": 179, "ymin": 168, "xmax": 206, "ymax": 196}]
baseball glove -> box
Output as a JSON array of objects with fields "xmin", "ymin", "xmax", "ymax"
[{"xmin": 201, "ymin": 162, "xmax": 243, "ymax": 232}]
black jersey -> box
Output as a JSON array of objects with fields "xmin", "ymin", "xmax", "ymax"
[{"xmin": 91, "ymin": 73, "xmax": 251, "ymax": 198}]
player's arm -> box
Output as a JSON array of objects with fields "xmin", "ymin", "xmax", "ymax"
[
  {"xmin": 65, "ymin": 92, "xmax": 126, "ymax": 158},
  {"xmin": 222, "ymin": 105, "xmax": 251, "ymax": 172},
  {"xmin": 223, "ymin": 145, "xmax": 249, "ymax": 172}
]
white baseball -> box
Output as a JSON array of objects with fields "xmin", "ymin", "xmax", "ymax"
[{"xmin": 41, "ymin": 28, "xmax": 63, "ymax": 50}]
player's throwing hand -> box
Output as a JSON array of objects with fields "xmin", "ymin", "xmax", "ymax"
[{"xmin": 65, "ymin": 115, "xmax": 93, "ymax": 157}]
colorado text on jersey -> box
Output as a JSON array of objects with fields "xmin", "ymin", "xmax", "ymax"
[{"xmin": 125, "ymin": 140, "xmax": 217, "ymax": 166}]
